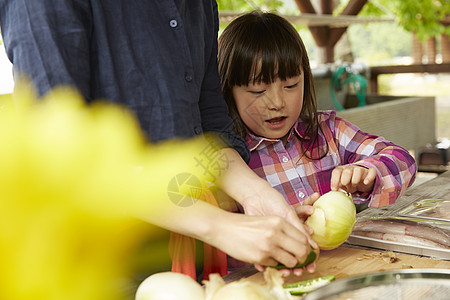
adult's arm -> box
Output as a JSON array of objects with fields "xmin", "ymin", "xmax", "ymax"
[
  {"xmin": 0, "ymin": 0, "xmax": 92, "ymax": 98},
  {"xmin": 136, "ymin": 182, "xmax": 314, "ymax": 269},
  {"xmin": 196, "ymin": 3, "xmax": 316, "ymax": 266},
  {"xmin": 215, "ymin": 147, "xmax": 318, "ymax": 270},
  {"xmin": 197, "ymin": 1, "xmax": 250, "ymax": 162}
]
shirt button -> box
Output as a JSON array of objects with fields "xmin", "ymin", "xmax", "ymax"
[
  {"xmin": 282, "ymin": 156, "xmax": 289, "ymax": 163},
  {"xmin": 185, "ymin": 73, "xmax": 193, "ymax": 82},
  {"xmin": 169, "ymin": 19, "xmax": 178, "ymax": 28},
  {"xmin": 298, "ymin": 191, "xmax": 305, "ymax": 198},
  {"xmin": 194, "ymin": 126, "xmax": 202, "ymax": 135}
]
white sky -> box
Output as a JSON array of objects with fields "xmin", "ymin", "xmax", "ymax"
[{"xmin": 0, "ymin": 45, "xmax": 14, "ymax": 95}]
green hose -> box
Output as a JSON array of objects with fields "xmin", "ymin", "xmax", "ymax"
[{"xmin": 330, "ymin": 66, "xmax": 367, "ymax": 111}]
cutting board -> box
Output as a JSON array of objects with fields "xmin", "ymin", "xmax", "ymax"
[{"xmin": 224, "ymin": 246, "xmax": 450, "ymax": 286}]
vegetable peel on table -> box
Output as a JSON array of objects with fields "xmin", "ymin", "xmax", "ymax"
[
  {"xmin": 203, "ymin": 268, "xmax": 293, "ymax": 300},
  {"xmin": 135, "ymin": 267, "xmax": 335, "ymax": 299},
  {"xmin": 135, "ymin": 268, "xmax": 295, "ymax": 300},
  {"xmin": 283, "ymin": 275, "xmax": 335, "ymax": 295}
]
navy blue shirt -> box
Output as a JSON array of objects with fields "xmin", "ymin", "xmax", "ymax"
[{"xmin": 0, "ymin": 0, "xmax": 249, "ymax": 161}]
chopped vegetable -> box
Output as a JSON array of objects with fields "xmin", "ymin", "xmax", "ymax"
[
  {"xmin": 204, "ymin": 268, "xmax": 292, "ymax": 300},
  {"xmin": 283, "ymin": 275, "xmax": 335, "ymax": 295}
]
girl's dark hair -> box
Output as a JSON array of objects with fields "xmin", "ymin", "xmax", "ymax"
[{"xmin": 218, "ymin": 11, "xmax": 324, "ymax": 159}]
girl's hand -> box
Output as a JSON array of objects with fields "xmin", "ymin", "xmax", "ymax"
[
  {"xmin": 295, "ymin": 192, "xmax": 319, "ymax": 223},
  {"xmin": 330, "ymin": 165, "xmax": 377, "ymax": 194}
]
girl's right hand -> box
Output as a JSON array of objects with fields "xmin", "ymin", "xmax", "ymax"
[{"xmin": 330, "ymin": 165, "xmax": 377, "ymax": 194}]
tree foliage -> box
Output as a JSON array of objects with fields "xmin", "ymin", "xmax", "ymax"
[
  {"xmin": 348, "ymin": 23, "xmax": 412, "ymax": 64},
  {"xmin": 339, "ymin": 0, "xmax": 450, "ymax": 41}
]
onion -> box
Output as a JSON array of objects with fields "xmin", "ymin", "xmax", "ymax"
[
  {"xmin": 204, "ymin": 268, "xmax": 292, "ymax": 300},
  {"xmin": 305, "ymin": 191, "xmax": 356, "ymax": 250},
  {"xmin": 135, "ymin": 272, "xmax": 205, "ymax": 300},
  {"xmin": 211, "ymin": 281, "xmax": 272, "ymax": 300}
]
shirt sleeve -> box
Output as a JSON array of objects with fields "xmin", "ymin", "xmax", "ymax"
[
  {"xmin": 197, "ymin": 2, "xmax": 250, "ymax": 163},
  {"xmin": 331, "ymin": 112, "xmax": 418, "ymax": 207},
  {"xmin": 0, "ymin": 0, "xmax": 93, "ymax": 99}
]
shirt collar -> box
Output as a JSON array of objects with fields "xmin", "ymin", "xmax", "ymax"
[{"xmin": 245, "ymin": 118, "xmax": 311, "ymax": 151}]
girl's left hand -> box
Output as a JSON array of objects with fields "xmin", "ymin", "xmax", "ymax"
[
  {"xmin": 330, "ymin": 165, "xmax": 376, "ymax": 194},
  {"xmin": 295, "ymin": 192, "xmax": 319, "ymax": 223}
]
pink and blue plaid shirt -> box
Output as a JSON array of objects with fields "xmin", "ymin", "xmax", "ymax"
[{"xmin": 246, "ymin": 110, "xmax": 417, "ymax": 208}]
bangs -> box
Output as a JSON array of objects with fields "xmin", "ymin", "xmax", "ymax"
[
  {"xmin": 223, "ymin": 12, "xmax": 305, "ymax": 87},
  {"xmin": 218, "ymin": 11, "xmax": 320, "ymax": 152}
]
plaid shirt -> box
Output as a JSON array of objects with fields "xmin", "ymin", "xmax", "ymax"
[{"xmin": 246, "ymin": 110, "xmax": 417, "ymax": 207}]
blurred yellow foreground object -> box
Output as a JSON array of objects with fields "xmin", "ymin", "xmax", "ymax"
[{"xmin": 0, "ymin": 79, "xmax": 219, "ymax": 300}]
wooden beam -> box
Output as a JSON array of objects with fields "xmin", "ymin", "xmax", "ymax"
[
  {"xmin": 340, "ymin": 0, "xmax": 368, "ymax": 15},
  {"xmin": 294, "ymin": 0, "xmax": 368, "ymax": 63},
  {"xmin": 369, "ymin": 63, "xmax": 450, "ymax": 93},
  {"xmin": 317, "ymin": 0, "xmax": 333, "ymax": 50},
  {"xmin": 320, "ymin": 0, "xmax": 333, "ymax": 14},
  {"xmin": 309, "ymin": 27, "xmax": 329, "ymax": 47},
  {"xmin": 294, "ymin": 0, "xmax": 316, "ymax": 14},
  {"xmin": 328, "ymin": 0, "xmax": 368, "ymax": 49},
  {"xmin": 371, "ymin": 63, "xmax": 450, "ymax": 75},
  {"xmin": 294, "ymin": 0, "xmax": 329, "ymax": 47}
]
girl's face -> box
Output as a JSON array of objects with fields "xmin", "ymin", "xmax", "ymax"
[{"xmin": 232, "ymin": 72, "xmax": 304, "ymax": 144}]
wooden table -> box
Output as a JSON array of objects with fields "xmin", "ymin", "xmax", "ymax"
[
  {"xmin": 224, "ymin": 246, "xmax": 450, "ymax": 284},
  {"xmin": 224, "ymin": 170, "xmax": 450, "ymax": 287}
]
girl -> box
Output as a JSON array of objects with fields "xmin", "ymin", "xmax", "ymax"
[{"xmin": 218, "ymin": 11, "xmax": 417, "ymax": 209}]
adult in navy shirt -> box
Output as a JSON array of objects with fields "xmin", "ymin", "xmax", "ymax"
[{"xmin": 0, "ymin": 0, "xmax": 317, "ymax": 276}]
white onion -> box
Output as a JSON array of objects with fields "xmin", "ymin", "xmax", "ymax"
[
  {"xmin": 305, "ymin": 191, "xmax": 356, "ymax": 250},
  {"xmin": 135, "ymin": 272, "xmax": 205, "ymax": 300},
  {"xmin": 205, "ymin": 267, "xmax": 292, "ymax": 300},
  {"xmin": 211, "ymin": 281, "xmax": 273, "ymax": 300}
]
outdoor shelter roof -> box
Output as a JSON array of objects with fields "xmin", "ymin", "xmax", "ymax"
[{"xmin": 219, "ymin": 11, "xmax": 395, "ymax": 27}]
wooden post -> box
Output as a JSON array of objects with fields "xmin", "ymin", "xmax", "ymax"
[
  {"xmin": 426, "ymin": 37, "xmax": 436, "ymax": 64},
  {"xmin": 369, "ymin": 74, "xmax": 379, "ymax": 94},
  {"xmin": 294, "ymin": 0, "xmax": 368, "ymax": 64},
  {"xmin": 327, "ymin": 0, "xmax": 368, "ymax": 47},
  {"xmin": 412, "ymin": 33, "xmax": 424, "ymax": 64},
  {"xmin": 442, "ymin": 34, "xmax": 450, "ymax": 63},
  {"xmin": 369, "ymin": 63, "xmax": 450, "ymax": 94}
]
